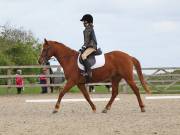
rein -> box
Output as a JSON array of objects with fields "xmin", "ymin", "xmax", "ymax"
[
  {"xmin": 57, "ymin": 52, "xmax": 77, "ymax": 60},
  {"xmin": 43, "ymin": 46, "xmax": 52, "ymax": 64},
  {"xmin": 43, "ymin": 46, "xmax": 78, "ymax": 63}
]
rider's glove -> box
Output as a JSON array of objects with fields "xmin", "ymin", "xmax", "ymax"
[
  {"xmin": 79, "ymin": 45, "xmax": 86, "ymax": 53},
  {"xmin": 82, "ymin": 45, "xmax": 86, "ymax": 49},
  {"xmin": 81, "ymin": 45, "xmax": 86, "ymax": 52},
  {"xmin": 78, "ymin": 48, "xmax": 82, "ymax": 53}
]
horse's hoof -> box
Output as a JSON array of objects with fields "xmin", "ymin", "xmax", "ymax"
[
  {"xmin": 102, "ymin": 109, "xmax": 108, "ymax": 113},
  {"xmin": 92, "ymin": 109, "xmax": 96, "ymax": 113},
  {"xmin": 52, "ymin": 109, "xmax": 58, "ymax": 114},
  {"xmin": 141, "ymin": 107, "xmax": 146, "ymax": 112}
]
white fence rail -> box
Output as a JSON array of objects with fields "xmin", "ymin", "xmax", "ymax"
[{"xmin": 0, "ymin": 66, "xmax": 180, "ymax": 93}]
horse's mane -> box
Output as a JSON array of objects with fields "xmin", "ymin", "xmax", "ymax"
[{"xmin": 50, "ymin": 41, "xmax": 78, "ymax": 53}]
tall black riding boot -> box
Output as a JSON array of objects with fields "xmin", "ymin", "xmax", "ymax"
[{"xmin": 83, "ymin": 59, "xmax": 92, "ymax": 81}]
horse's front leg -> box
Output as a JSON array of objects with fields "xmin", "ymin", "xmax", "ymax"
[{"xmin": 53, "ymin": 80, "xmax": 75, "ymax": 113}]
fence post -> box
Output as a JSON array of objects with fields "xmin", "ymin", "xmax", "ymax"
[
  {"xmin": 7, "ymin": 68, "xmax": 12, "ymax": 93},
  {"xmin": 46, "ymin": 67, "xmax": 51, "ymax": 93}
]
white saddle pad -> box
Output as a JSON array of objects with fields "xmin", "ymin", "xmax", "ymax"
[{"xmin": 77, "ymin": 54, "xmax": 105, "ymax": 70}]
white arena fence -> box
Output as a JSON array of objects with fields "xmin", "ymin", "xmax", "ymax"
[{"xmin": 0, "ymin": 66, "xmax": 180, "ymax": 93}]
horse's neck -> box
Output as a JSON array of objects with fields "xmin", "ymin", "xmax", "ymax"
[{"xmin": 54, "ymin": 44, "xmax": 78, "ymax": 70}]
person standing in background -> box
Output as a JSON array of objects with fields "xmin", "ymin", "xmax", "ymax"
[
  {"xmin": 39, "ymin": 68, "xmax": 48, "ymax": 93},
  {"xmin": 15, "ymin": 69, "xmax": 24, "ymax": 94}
]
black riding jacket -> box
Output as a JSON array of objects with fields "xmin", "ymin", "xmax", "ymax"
[{"xmin": 83, "ymin": 25, "xmax": 97, "ymax": 49}]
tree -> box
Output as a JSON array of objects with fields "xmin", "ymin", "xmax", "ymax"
[
  {"xmin": 0, "ymin": 24, "xmax": 41, "ymax": 83},
  {"xmin": 0, "ymin": 23, "xmax": 41, "ymax": 65},
  {"xmin": 0, "ymin": 52, "xmax": 13, "ymax": 66},
  {"xmin": 0, "ymin": 23, "xmax": 36, "ymax": 44}
]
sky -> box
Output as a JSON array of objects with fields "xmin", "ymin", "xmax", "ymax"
[{"xmin": 0, "ymin": 0, "xmax": 180, "ymax": 68}]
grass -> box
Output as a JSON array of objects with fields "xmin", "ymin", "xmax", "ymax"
[
  {"xmin": 0, "ymin": 87, "xmax": 42, "ymax": 95},
  {"xmin": 0, "ymin": 85, "xmax": 112, "ymax": 95},
  {"xmin": 0, "ymin": 85, "xmax": 180, "ymax": 95},
  {"xmin": 70, "ymin": 85, "xmax": 111, "ymax": 93}
]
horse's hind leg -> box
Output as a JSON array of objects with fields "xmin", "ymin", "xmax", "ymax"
[
  {"xmin": 77, "ymin": 84, "xmax": 96, "ymax": 112},
  {"xmin": 102, "ymin": 78, "xmax": 121, "ymax": 113},
  {"xmin": 126, "ymin": 79, "xmax": 145, "ymax": 112}
]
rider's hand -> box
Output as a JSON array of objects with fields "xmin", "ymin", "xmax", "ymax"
[
  {"xmin": 81, "ymin": 45, "xmax": 86, "ymax": 52},
  {"xmin": 79, "ymin": 45, "xmax": 86, "ymax": 53},
  {"xmin": 82, "ymin": 45, "xmax": 86, "ymax": 49},
  {"xmin": 78, "ymin": 48, "xmax": 82, "ymax": 53}
]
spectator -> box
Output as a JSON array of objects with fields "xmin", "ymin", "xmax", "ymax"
[
  {"xmin": 15, "ymin": 69, "xmax": 24, "ymax": 94},
  {"xmin": 39, "ymin": 68, "xmax": 48, "ymax": 93}
]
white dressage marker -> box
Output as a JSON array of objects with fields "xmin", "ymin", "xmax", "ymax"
[
  {"xmin": 146, "ymin": 96, "xmax": 180, "ymax": 100},
  {"xmin": 26, "ymin": 98, "xmax": 120, "ymax": 103}
]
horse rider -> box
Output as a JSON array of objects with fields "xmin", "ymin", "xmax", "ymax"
[{"xmin": 79, "ymin": 14, "xmax": 97, "ymax": 80}]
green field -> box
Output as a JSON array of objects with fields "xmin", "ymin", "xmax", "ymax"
[
  {"xmin": 0, "ymin": 87, "xmax": 42, "ymax": 95},
  {"xmin": 0, "ymin": 85, "xmax": 180, "ymax": 95},
  {"xmin": 0, "ymin": 85, "xmax": 112, "ymax": 95}
]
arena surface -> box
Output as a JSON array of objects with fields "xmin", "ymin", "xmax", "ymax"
[{"xmin": 0, "ymin": 93, "xmax": 180, "ymax": 135}]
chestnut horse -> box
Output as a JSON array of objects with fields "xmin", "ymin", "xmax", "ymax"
[{"xmin": 38, "ymin": 39, "xmax": 151, "ymax": 113}]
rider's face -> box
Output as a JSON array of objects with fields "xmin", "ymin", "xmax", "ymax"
[{"xmin": 83, "ymin": 21, "xmax": 89, "ymax": 27}]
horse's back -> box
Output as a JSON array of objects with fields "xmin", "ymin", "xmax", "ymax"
[
  {"xmin": 104, "ymin": 50, "xmax": 134, "ymax": 74},
  {"xmin": 105, "ymin": 50, "xmax": 132, "ymax": 62}
]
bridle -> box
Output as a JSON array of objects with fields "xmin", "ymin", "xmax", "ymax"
[
  {"xmin": 41, "ymin": 46, "xmax": 77, "ymax": 64},
  {"xmin": 42, "ymin": 46, "xmax": 52, "ymax": 65}
]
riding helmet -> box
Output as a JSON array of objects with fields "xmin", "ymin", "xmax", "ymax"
[{"xmin": 80, "ymin": 14, "xmax": 93, "ymax": 23}]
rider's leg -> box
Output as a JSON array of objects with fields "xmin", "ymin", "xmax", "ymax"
[
  {"xmin": 81, "ymin": 47, "xmax": 96, "ymax": 60},
  {"xmin": 83, "ymin": 59, "xmax": 92, "ymax": 77},
  {"xmin": 81, "ymin": 48, "xmax": 96, "ymax": 78}
]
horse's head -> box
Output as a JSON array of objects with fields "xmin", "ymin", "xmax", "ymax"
[{"xmin": 38, "ymin": 38, "xmax": 54, "ymax": 65}]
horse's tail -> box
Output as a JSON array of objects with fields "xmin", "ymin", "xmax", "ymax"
[{"xmin": 132, "ymin": 57, "xmax": 151, "ymax": 94}]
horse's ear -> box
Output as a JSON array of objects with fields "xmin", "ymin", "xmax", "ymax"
[{"xmin": 44, "ymin": 38, "xmax": 48, "ymax": 44}]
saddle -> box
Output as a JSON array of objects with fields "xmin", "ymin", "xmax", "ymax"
[{"xmin": 79, "ymin": 48, "xmax": 102, "ymax": 68}]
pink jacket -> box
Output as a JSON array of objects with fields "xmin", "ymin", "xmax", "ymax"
[
  {"xmin": 16, "ymin": 74, "xmax": 24, "ymax": 88},
  {"xmin": 39, "ymin": 74, "xmax": 47, "ymax": 81}
]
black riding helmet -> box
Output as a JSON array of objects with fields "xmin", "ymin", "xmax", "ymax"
[{"xmin": 80, "ymin": 14, "xmax": 93, "ymax": 23}]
